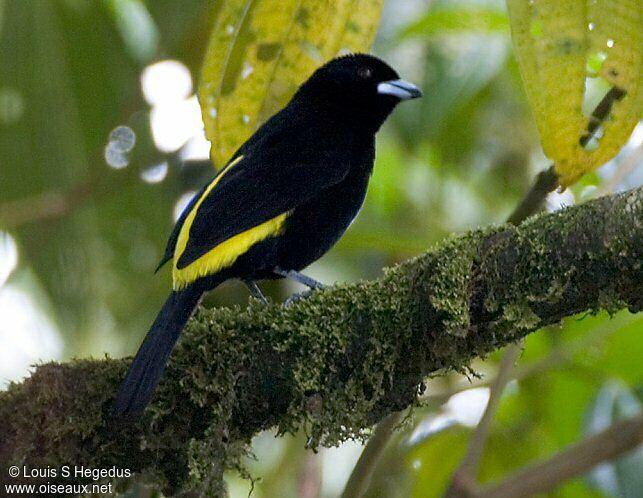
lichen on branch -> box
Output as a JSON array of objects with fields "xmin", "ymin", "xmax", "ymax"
[{"xmin": 1, "ymin": 187, "xmax": 641, "ymax": 496}]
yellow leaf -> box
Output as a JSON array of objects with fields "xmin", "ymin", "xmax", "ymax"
[
  {"xmin": 507, "ymin": 0, "xmax": 643, "ymax": 187},
  {"xmin": 198, "ymin": 0, "xmax": 384, "ymax": 168}
]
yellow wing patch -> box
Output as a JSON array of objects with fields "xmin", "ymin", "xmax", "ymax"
[{"xmin": 172, "ymin": 155, "xmax": 289, "ymax": 290}]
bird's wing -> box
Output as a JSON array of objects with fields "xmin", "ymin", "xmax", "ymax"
[
  {"xmin": 173, "ymin": 147, "xmax": 349, "ymax": 277},
  {"xmin": 154, "ymin": 184, "xmax": 207, "ymax": 273}
]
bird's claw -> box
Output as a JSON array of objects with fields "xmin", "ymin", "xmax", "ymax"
[{"xmin": 284, "ymin": 288, "xmax": 317, "ymax": 306}]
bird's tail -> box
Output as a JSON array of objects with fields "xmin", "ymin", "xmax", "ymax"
[{"xmin": 112, "ymin": 285, "xmax": 204, "ymax": 417}]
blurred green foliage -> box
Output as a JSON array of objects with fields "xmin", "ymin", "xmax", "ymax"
[{"xmin": 0, "ymin": 1, "xmax": 640, "ymax": 497}]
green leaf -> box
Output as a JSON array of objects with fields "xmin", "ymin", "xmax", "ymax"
[
  {"xmin": 588, "ymin": 314, "xmax": 643, "ymax": 385},
  {"xmin": 198, "ymin": 0, "xmax": 384, "ymax": 167},
  {"xmin": 583, "ymin": 381, "xmax": 643, "ymax": 498},
  {"xmin": 506, "ymin": 0, "xmax": 643, "ymax": 187},
  {"xmin": 400, "ymin": 7, "xmax": 509, "ymax": 39},
  {"xmin": 408, "ymin": 425, "xmax": 470, "ymax": 497}
]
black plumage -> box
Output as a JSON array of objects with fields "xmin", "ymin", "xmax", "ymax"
[{"xmin": 113, "ymin": 53, "xmax": 421, "ymax": 416}]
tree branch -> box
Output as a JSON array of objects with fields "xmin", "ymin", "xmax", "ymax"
[
  {"xmin": 418, "ymin": 311, "xmax": 636, "ymax": 410},
  {"xmin": 0, "ymin": 178, "xmax": 96, "ymax": 229},
  {"xmin": 1, "ymin": 187, "xmax": 641, "ymax": 496},
  {"xmin": 445, "ymin": 345, "xmax": 522, "ymax": 498},
  {"xmin": 475, "ymin": 414, "xmax": 643, "ymax": 498},
  {"xmin": 506, "ymin": 166, "xmax": 558, "ymax": 225},
  {"xmin": 343, "ymin": 136, "xmax": 566, "ymax": 498},
  {"xmin": 341, "ymin": 412, "xmax": 403, "ymax": 498}
]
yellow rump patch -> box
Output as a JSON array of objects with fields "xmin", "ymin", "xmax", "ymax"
[{"xmin": 172, "ymin": 156, "xmax": 289, "ymax": 290}]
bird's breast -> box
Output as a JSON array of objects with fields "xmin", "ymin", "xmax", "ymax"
[{"xmin": 274, "ymin": 163, "xmax": 372, "ymax": 270}]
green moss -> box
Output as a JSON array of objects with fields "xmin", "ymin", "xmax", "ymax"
[
  {"xmin": 1, "ymin": 187, "xmax": 640, "ymax": 496},
  {"xmin": 502, "ymin": 303, "xmax": 541, "ymax": 330}
]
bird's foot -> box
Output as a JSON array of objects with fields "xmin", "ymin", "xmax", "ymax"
[
  {"xmin": 243, "ymin": 280, "xmax": 268, "ymax": 304},
  {"xmin": 284, "ymin": 288, "xmax": 317, "ymax": 306},
  {"xmin": 274, "ymin": 268, "xmax": 325, "ymax": 290},
  {"xmin": 273, "ymin": 268, "xmax": 325, "ymax": 306}
]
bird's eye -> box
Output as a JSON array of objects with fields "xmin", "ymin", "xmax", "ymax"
[{"xmin": 357, "ymin": 66, "xmax": 373, "ymax": 79}]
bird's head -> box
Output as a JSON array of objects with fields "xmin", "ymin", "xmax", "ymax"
[{"xmin": 293, "ymin": 53, "xmax": 422, "ymax": 133}]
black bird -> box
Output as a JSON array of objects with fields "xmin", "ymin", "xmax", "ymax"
[{"xmin": 112, "ymin": 53, "xmax": 421, "ymax": 416}]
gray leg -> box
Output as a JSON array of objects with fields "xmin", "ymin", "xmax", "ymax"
[
  {"xmin": 243, "ymin": 280, "xmax": 268, "ymax": 304},
  {"xmin": 274, "ymin": 268, "xmax": 324, "ymax": 306},
  {"xmin": 274, "ymin": 268, "xmax": 324, "ymax": 289}
]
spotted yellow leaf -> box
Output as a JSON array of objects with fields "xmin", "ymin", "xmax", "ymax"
[
  {"xmin": 507, "ymin": 0, "xmax": 643, "ymax": 187},
  {"xmin": 198, "ymin": 0, "xmax": 384, "ymax": 168}
]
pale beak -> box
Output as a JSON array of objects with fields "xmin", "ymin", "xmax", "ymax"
[{"xmin": 377, "ymin": 79, "xmax": 422, "ymax": 100}]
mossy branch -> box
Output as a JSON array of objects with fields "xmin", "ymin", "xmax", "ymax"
[{"xmin": 1, "ymin": 187, "xmax": 641, "ymax": 496}]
